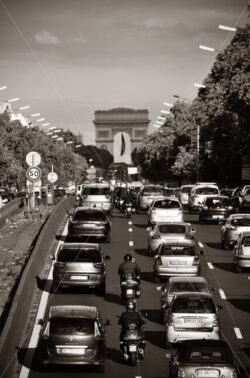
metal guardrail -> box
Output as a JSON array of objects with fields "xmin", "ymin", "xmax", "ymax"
[{"xmin": 0, "ymin": 197, "xmax": 23, "ymax": 229}]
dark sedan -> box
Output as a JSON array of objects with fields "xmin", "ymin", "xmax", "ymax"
[
  {"xmin": 167, "ymin": 339, "xmax": 239, "ymax": 378},
  {"xmin": 199, "ymin": 196, "xmax": 233, "ymax": 224},
  {"xmin": 39, "ymin": 305, "xmax": 110, "ymax": 371},
  {"xmin": 67, "ymin": 208, "xmax": 111, "ymax": 242}
]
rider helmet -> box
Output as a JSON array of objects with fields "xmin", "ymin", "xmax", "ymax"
[
  {"xmin": 124, "ymin": 253, "xmax": 133, "ymax": 261},
  {"xmin": 126, "ymin": 299, "xmax": 136, "ymax": 311}
]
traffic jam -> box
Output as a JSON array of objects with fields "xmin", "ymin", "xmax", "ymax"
[{"xmin": 16, "ymin": 182, "xmax": 250, "ymax": 377}]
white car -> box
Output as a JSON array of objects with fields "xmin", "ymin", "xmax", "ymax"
[
  {"xmin": 147, "ymin": 222, "xmax": 196, "ymax": 255},
  {"xmin": 188, "ymin": 183, "xmax": 220, "ymax": 213},
  {"xmin": 148, "ymin": 197, "xmax": 183, "ymax": 225}
]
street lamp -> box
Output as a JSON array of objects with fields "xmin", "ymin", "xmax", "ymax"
[
  {"xmin": 157, "ymin": 116, "xmax": 166, "ymax": 121},
  {"xmin": 7, "ymin": 97, "xmax": 19, "ymax": 103},
  {"xmin": 218, "ymin": 25, "xmax": 237, "ymax": 32},
  {"xmin": 160, "ymin": 109, "xmax": 170, "ymax": 114},
  {"xmin": 194, "ymin": 83, "xmax": 206, "ymax": 89},
  {"xmin": 199, "ymin": 45, "xmax": 222, "ymax": 53},
  {"xmin": 36, "ymin": 118, "xmax": 45, "ymax": 122},
  {"xmin": 13, "ymin": 105, "xmax": 30, "ymax": 111},
  {"xmin": 30, "ymin": 113, "xmax": 41, "ymax": 117},
  {"xmin": 163, "ymin": 102, "xmax": 173, "ymax": 107},
  {"xmin": 41, "ymin": 122, "xmax": 50, "ymax": 127},
  {"xmin": 173, "ymin": 94, "xmax": 192, "ymax": 104},
  {"xmin": 0, "ymin": 85, "xmax": 7, "ymax": 91}
]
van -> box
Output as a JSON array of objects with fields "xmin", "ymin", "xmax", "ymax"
[{"xmin": 80, "ymin": 183, "xmax": 112, "ymax": 215}]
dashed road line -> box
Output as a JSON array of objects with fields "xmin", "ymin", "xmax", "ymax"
[
  {"xmin": 128, "ymin": 228, "xmax": 133, "ymax": 232},
  {"xmin": 218, "ymin": 289, "xmax": 226, "ymax": 300},
  {"xmin": 129, "ymin": 241, "xmax": 134, "ymax": 247},
  {"xmin": 234, "ymin": 327, "xmax": 243, "ymax": 339},
  {"xmin": 207, "ymin": 262, "xmax": 214, "ymax": 269},
  {"xmin": 128, "ymin": 221, "xmax": 132, "ymax": 225}
]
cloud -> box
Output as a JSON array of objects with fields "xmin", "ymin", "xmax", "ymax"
[{"xmin": 35, "ymin": 30, "xmax": 61, "ymax": 45}]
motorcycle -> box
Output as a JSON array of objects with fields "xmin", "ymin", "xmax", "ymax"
[
  {"xmin": 120, "ymin": 273, "xmax": 141, "ymax": 304},
  {"xmin": 120, "ymin": 323, "xmax": 145, "ymax": 366},
  {"xmin": 124, "ymin": 202, "xmax": 135, "ymax": 218}
]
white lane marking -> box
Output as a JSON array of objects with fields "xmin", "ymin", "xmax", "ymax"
[
  {"xmin": 234, "ymin": 327, "xmax": 243, "ymax": 339},
  {"xmin": 128, "ymin": 228, "xmax": 133, "ymax": 232},
  {"xmin": 19, "ymin": 221, "xmax": 68, "ymax": 378},
  {"xmin": 129, "ymin": 241, "xmax": 134, "ymax": 247},
  {"xmin": 207, "ymin": 262, "xmax": 214, "ymax": 269},
  {"xmin": 218, "ymin": 289, "xmax": 226, "ymax": 300},
  {"xmin": 248, "ymin": 277, "xmax": 250, "ymax": 280},
  {"xmin": 128, "ymin": 221, "xmax": 132, "ymax": 225}
]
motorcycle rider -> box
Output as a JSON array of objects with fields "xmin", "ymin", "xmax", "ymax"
[
  {"xmin": 118, "ymin": 253, "xmax": 141, "ymax": 282},
  {"xmin": 121, "ymin": 188, "xmax": 135, "ymax": 213},
  {"xmin": 118, "ymin": 300, "xmax": 146, "ymax": 360}
]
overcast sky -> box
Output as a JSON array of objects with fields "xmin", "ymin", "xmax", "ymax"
[{"xmin": 0, "ymin": 0, "xmax": 248, "ymax": 145}]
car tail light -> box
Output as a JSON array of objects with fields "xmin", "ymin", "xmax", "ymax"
[
  {"xmin": 231, "ymin": 368, "xmax": 238, "ymax": 378},
  {"xmin": 213, "ymin": 315, "xmax": 219, "ymax": 326},
  {"xmin": 192, "ymin": 257, "xmax": 200, "ymax": 266},
  {"xmin": 155, "ymin": 256, "xmax": 162, "ymax": 265},
  {"xmin": 94, "ymin": 262, "xmax": 102, "ymax": 268},
  {"xmin": 177, "ymin": 367, "xmax": 185, "ymax": 377},
  {"xmin": 152, "ymin": 234, "xmax": 161, "ymax": 239}
]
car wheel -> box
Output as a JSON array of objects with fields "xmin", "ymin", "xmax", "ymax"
[
  {"xmin": 129, "ymin": 352, "xmax": 137, "ymax": 366},
  {"xmin": 97, "ymin": 281, "xmax": 106, "ymax": 296},
  {"xmin": 235, "ymin": 264, "xmax": 242, "ymax": 273},
  {"xmin": 222, "ymin": 241, "xmax": 229, "ymax": 250},
  {"xmin": 166, "ymin": 340, "xmax": 174, "ymax": 349},
  {"xmin": 199, "ymin": 218, "xmax": 205, "ymax": 225},
  {"xmin": 97, "ymin": 362, "xmax": 105, "ymax": 373}
]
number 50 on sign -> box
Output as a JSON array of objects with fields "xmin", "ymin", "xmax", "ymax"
[{"xmin": 26, "ymin": 167, "xmax": 42, "ymax": 182}]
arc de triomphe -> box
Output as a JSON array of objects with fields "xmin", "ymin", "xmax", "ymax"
[{"xmin": 93, "ymin": 108, "xmax": 150, "ymax": 164}]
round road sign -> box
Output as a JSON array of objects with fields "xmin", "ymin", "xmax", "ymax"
[
  {"xmin": 26, "ymin": 151, "xmax": 41, "ymax": 167},
  {"xmin": 48, "ymin": 172, "xmax": 58, "ymax": 183},
  {"xmin": 26, "ymin": 167, "xmax": 42, "ymax": 182}
]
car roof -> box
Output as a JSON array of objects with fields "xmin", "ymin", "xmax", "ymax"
[
  {"xmin": 230, "ymin": 213, "xmax": 250, "ymax": 219},
  {"xmin": 60, "ymin": 242, "xmax": 99, "ymax": 250},
  {"xmin": 75, "ymin": 207, "xmax": 106, "ymax": 213},
  {"xmin": 83, "ymin": 183, "xmax": 110, "ymax": 187},
  {"xmin": 156, "ymin": 222, "xmax": 190, "ymax": 227},
  {"xmin": 173, "ymin": 292, "xmax": 212, "ymax": 300},
  {"xmin": 168, "ymin": 276, "xmax": 208, "ymax": 284},
  {"xmin": 239, "ymin": 231, "xmax": 250, "ymax": 237},
  {"xmin": 49, "ymin": 305, "xmax": 98, "ymax": 319},
  {"xmin": 160, "ymin": 239, "xmax": 195, "ymax": 246}
]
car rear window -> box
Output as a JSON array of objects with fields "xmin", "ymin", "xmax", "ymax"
[
  {"xmin": 73, "ymin": 210, "xmax": 106, "ymax": 221},
  {"xmin": 195, "ymin": 187, "xmax": 219, "ymax": 195},
  {"xmin": 57, "ymin": 249, "xmax": 101, "ymax": 263},
  {"xmin": 172, "ymin": 298, "xmax": 216, "ymax": 314},
  {"xmin": 82, "ymin": 187, "xmax": 110, "ymax": 196},
  {"xmin": 50, "ymin": 317, "xmax": 94, "ymax": 335},
  {"xmin": 159, "ymin": 245, "xmax": 195, "ymax": 256},
  {"xmin": 181, "ymin": 187, "xmax": 192, "ymax": 194},
  {"xmin": 159, "ymin": 225, "xmax": 186, "ymax": 234},
  {"xmin": 231, "ymin": 218, "xmax": 250, "ymax": 226},
  {"xmin": 142, "ymin": 186, "xmax": 164, "ymax": 195},
  {"xmin": 154, "ymin": 199, "xmax": 180, "ymax": 209},
  {"xmin": 180, "ymin": 346, "xmax": 234, "ymax": 364},
  {"xmin": 169, "ymin": 282, "xmax": 209, "ymax": 294},
  {"xmin": 242, "ymin": 236, "xmax": 250, "ymax": 246},
  {"xmin": 205, "ymin": 197, "xmax": 230, "ymax": 207}
]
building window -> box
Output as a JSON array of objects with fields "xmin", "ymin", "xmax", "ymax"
[
  {"xmin": 134, "ymin": 129, "xmax": 146, "ymax": 138},
  {"xmin": 97, "ymin": 130, "xmax": 110, "ymax": 138},
  {"xmin": 100, "ymin": 144, "xmax": 108, "ymax": 150}
]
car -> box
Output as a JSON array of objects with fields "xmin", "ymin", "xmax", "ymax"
[
  {"xmin": 233, "ymin": 232, "xmax": 250, "ymax": 273},
  {"xmin": 221, "ymin": 213, "xmax": 250, "ymax": 249},
  {"xmin": 148, "ymin": 197, "xmax": 183, "ymax": 226},
  {"xmin": 165, "ymin": 293, "xmax": 221, "ymax": 344},
  {"xmin": 137, "ymin": 185, "xmax": 164, "ymax": 211},
  {"xmin": 147, "ymin": 221, "xmax": 196, "ymax": 255},
  {"xmin": 178, "ymin": 185, "xmax": 194, "ymax": 207},
  {"xmin": 79, "ymin": 183, "xmax": 113, "ymax": 216},
  {"xmin": 0, "ymin": 187, "xmax": 15, "ymax": 203},
  {"xmin": 153, "ymin": 239, "xmax": 202, "ymax": 282},
  {"xmin": 52, "ymin": 242, "xmax": 110, "ymax": 295},
  {"xmin": 239, "ymin": 186, "xmax": 250, "ymax": 212},
  {"xmin": 163, "ymin": 187, "xmax": 179, "ymax": 198},
  {"xmin": 67, "ymin": 208, "xmax": 111, "ymax": 242},
  {"xmin": 39, "ymin": 305, "xmax": 110, "ymax": 370},
  {"xmin": 167, "ymin": 339, "xmax": 240, "ymax": 378},
  {"xmin": 188, "ymin": 183, "xmax": 220, "ymax": 213},
  {"xmin": 199, "ymin": 195, "xmax": 233, "ymax": 224},
  {"xmin": 158, "ymin": 276, "xmax": 212, "ymax": 323}
]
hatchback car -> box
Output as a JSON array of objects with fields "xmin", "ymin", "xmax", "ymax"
[
  {"xmin": 153, "ymin": 239, "xmax": 202, "ymax": 282},
  {"xmin": 165, "ymin": 293, "xmax": 221, "ymax": 344},
  {"xmin": 137, "ymin": 185, "xmax": 164, "ymax": 211},
  {"xmin": 199, "ymin": 196, "xmax": 233, "ymax": 224},
  {"xmin": 147, "ymin": 222, "xmax": 196, "ymax": 255},
  {"xmin": 80, "ymin": 183, "xmax": 113, "ymax": 216},
  {"xmin": 188, "ymin": 184, "xmax": 220, "ymax": 213},
  {"xmin": 148, "ymin": 197, "xmax": 183, "ymax": 226},
  {"xmin": 167, "ymin": 339, "xmax": 239, "ymax": 378},
  {"xmin": 221, "ymin": 214, "xmax": 250, "ymax": 249},
  {"xmin": 39, "ymin": 305, "xmax": 110, "ymax": 371},
  {"xmin": 52, "ymin": 243, "xmax": 110, "ymax": 295},
  {"xmin": 159, "ymin": 276, "xmax": 212, "ymax": 323},
  {"xmin": 67, "ymin": 208, "xmax": 111, "ymax": 242},
  {"xmin": 233, "ymin": 232, "xmax": 250, "ymax": 273},
  {"xmin": 239, "ymin": 187, "xmax": 250, "ymax": 212}
]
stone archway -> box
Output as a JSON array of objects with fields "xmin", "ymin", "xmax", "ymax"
[{"xmin": 113, "ymin": 131, "xmax": 131, "ymax": 164}]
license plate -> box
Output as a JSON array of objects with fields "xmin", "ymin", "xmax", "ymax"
[
  {"xmin": 82, "ymin": 224, "xmax": 93, "ymax": 228},
  {"xmin": 127, "ymin": 207, "xmax": 132, "ymax": 211},
  {"xmin": 170, "ymin": 260, "xmax": 186, "ymax": 265},
  {"xmin": 197, "ymin": 370, "xmax": 219, "ymax": 377},
  {"xmin": 126, "ymin": 289, "xmax": 134, "ymax": 294},
  {"xmin": 71, "ymin": 275, "xmax": 88, "ymax": 280},
  {"xmin": 212, "ymin": 215, "xmax": 223, "ymax": 219},
  {"xmin": 59, "ymin": 348, "xmax": 85, "ymax": 355},
  {"xmin": 129, "ymin": 345, "xmax": 137, "ymax": 352},
  {"xmin": 184, "ymin": 318, "xmax": 204, "ymax": 323}
]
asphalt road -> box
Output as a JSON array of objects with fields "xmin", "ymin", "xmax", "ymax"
[{"xmin": 3, "ymin": 209, "xmax": 250, "ymax": 378}]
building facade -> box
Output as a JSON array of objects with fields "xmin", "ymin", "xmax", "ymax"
[{"xmin": 94, "ymin": 108, "xmax": 150, "ymax": 164}]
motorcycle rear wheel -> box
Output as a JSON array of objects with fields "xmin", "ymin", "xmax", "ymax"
[{"xmin": 129, "ymin": 352, "xmax": 137, "ymax": 366}]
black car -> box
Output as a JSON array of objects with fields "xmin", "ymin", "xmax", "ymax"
[
  {"xmin": 67, "ymin": 207, "xmax": 111, "ymax": 242},
  {"xmin": 167, "ymin": 339, "xmax": 240, "ymax": 378},
  {"xmin": 39, "ymin": 305, "xmax": 110, "ymax": 371},
  {"xmin": 199, "ymin": 196, "xmax": 233, "ymax": 224}
]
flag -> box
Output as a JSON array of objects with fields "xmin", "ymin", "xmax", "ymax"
[{"xmin": 121, "ymin": 133, "xmax": 125, "ymax": 156}]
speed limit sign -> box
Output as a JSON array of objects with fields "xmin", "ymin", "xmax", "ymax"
[{"xmin": 26, "ymin": 167, "xmax": 42, "ymax": 182}]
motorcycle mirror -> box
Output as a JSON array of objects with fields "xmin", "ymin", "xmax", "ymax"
[
  {"xmin": 105, "ymin": 319, "xmax": 111, "ymax": 326},
  {"xmin": 156, "ymin": 286, "xmax": 162, "ymax": 291},
  {"xmin": 105, "ymin": 255, "xmax": 111, "ymax": 260},
  {"xmin": 166, "ymin": 353, "xmax": 172, "ymax": 359},
  {"xmin": 146, "ymin": 227, "xmax": 152, "ymax": 232}
]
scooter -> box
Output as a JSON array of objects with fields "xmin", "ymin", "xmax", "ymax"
[
  {"xmin": 124, "ymin": 202, "xmax": 136, "ymax": 218},
  {"xmin": 120, "ymin": 273, "xmax": 141, "ymax": 305},
  {"xmin": 120, "ymin": 324, "xmax": 145, "ymax": 366}
]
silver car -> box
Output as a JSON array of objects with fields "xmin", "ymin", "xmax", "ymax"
[
  {"xmin": 52, "ymin": 243, "xmax": 110, "ymax": 295},
  {"xmin": 158, "ymin": 276, "xmax": 212, "ymax": 323},
  {"xmin": 165, "ymin": 293, "xmax": 221, "ymax": 344},
  {"xmin": 137, "ymin": 185, "xmax": 164, "ymax": 211},
  {"xmin": 221, "ymin": 213, "xmax": 250, "ymax": 249},
  {"xmin": 153, "ymin": 239, "xmax": 202, "ymax": 282},
  {"xmin": 188, "ymin": 184, "xmax": 219, "ymax": 213},
  {"xmin": 148, "ymin": 197, "xmax": 183, "ymax": 226},
  {"xmin": 147, "ymin": 222, "xmax": 196, "ymax": 255},
  {"xmin": 80, "ymin": 183, "xmax": 113, "ymax": 215},
  {"xmin": 233, "ymin": 232, "xmax": 250, "ymax": 272}
]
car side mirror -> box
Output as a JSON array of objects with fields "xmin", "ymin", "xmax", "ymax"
[
  {"xmin": 37, "ymin": 318, "xmax": 44, "ymax": 326},
  {"xmin": 166, "ymin": 353, "xmax": 172, "ymax": 359},
  {"xmin": 146, "ymin": 227, "xmax": 152, "ymax": 232},
  {"xmin": 105, "ymin": 319, "xmax": 111, "ymax": 326},
  {"xmin": 199, "ymin": 250, "xmax": 204, "ymax": 255},
  {"xmin": 191, "ymin": 228, "xmax": 196, "ymax": 234},
  {"xmin": 156, "ymin": 286, "xmax": 162, "ymax": 291}
]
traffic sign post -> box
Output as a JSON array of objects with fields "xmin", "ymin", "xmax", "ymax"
[
  {"xmin": 47, "ymin": 169, "xmax": 58, "ymax": 206},
  {"xmin": 26, "ymin": 151, "xmax": 41, "ymax": 167},
  {"xmin": 26, "ymin": 151, "xmax": 42, "ymax": 210}
]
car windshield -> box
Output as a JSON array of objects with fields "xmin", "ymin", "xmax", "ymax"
[
  {"xmin": 57, "ymin": 249, "xmax": 101, "ymax": 263},
  {"xmin": 73, "ymin": 211, "xmax": 106, "ymax": 221},
  {"xmin": 159, "ymin": 245, "xmax": 195, "ymax": 256},
  {"xmin": 205, "ymin": 197, "xmax": 230, "ymax": 207},
  {"xmin": 231, "ymin": 218, "xmax": 250, "ymax": 226},
  {"xmin": 50, "ymin": 317, "xmax": 94, "ymax": 335},
  {"xmin": 244, "ymin": 189, "xmax": 250, "ymax": 195},
  {"xmin": 142, "ymin": 186, "xmax": 164, "ymax": 195},
  {"xmin": 82, "ymin": 187, "xmax": 110, "ymax": 196},
  {"xmin": 169, "ymin": 282, "xmax": 209, "ymax": 294},
  {"xmin": 180, "ymin": 346, "xmax": 234, "ymax": 364},
  {"xmin": 181, "ymin": 187, "xmax": 192, "ymax": 194},
  {"xmin": 154, "ymin": 200, "xmax": 180, "ymax": 209},
  {"xmin": 172, "ymin": 298, "xmax": 215, "ymax": 314},
  {"xmin": 158, "ymin": 225, "xmax": 186, "ymax": 234},
  {"xmin": 195, "ymin": 187, "xmax": 219, "ymax": 195}
]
